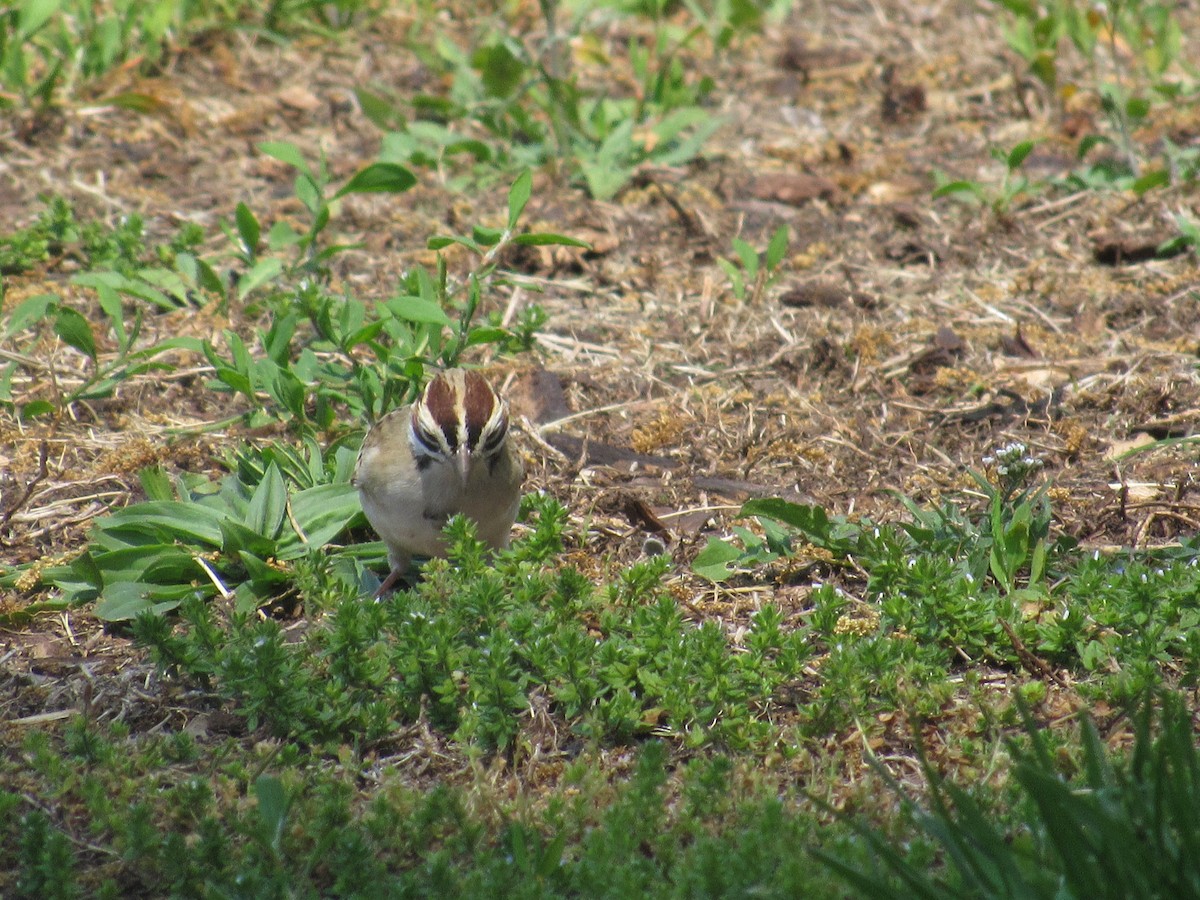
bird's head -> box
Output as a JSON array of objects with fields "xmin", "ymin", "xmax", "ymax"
[{"xmin": 408, "ymin": 369, "xmax": 510, "ymax": 482}]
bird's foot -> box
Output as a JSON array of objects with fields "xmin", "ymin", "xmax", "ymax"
[{"xmin": 372, "ymin": 566, "xmax": 410, "ymax": 600}]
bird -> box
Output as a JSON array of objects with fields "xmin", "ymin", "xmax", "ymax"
[{"xmin": 353, "ymin": 368, "xmax": 523, "ymax": 596}]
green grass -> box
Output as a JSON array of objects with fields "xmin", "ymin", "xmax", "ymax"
[{"xmin": 6, "ymin": 685, "xmax": 1200, "ymax": 896}]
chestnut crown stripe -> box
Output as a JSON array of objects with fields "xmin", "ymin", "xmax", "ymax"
[
  {"xmin": 461, "ymin": 370, "xmax": 497, "ymax": 448},
  {"xmin": 412, "ymin": 370, "xmax": 506, "ymax": 459}
]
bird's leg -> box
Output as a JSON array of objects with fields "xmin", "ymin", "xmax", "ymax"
[
  {"xmin": 372, "ymin": 552, "xmax": 412, "ymax": 600},
  {"xmin": 372, "ymin": 567, "xmax": 406, "ymax": 599}
]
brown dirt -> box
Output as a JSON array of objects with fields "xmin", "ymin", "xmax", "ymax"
[{"xmin": 2, "ymin": 1, "xmax": 1199, "ymax": 789}]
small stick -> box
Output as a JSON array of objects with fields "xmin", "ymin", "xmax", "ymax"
[{"xmin": 0, "ymin": 441, "xmax": 49, "ymax": 537}]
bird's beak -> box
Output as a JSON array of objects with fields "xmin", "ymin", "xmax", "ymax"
[{"xmin": 457, "ymin": 444, "xmax": 472, "ymax": 484}]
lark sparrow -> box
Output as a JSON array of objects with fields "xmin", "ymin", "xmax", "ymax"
[{"xmin": 353, "ymin": 368, "xmax": 524, "ymax": 596}]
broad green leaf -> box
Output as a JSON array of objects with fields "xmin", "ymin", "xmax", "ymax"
[
  {"xmin": 507, "ymin": 170, "xmax": 532, "ymax": 229},
  {"xmin": 255, "ymin": 775, "xmax": 289, "ymax": 852},
  {"xmin": 138, "ymin": 466, "xmax": 175, "ymax": 502},
  {"xmin": 354, "ymin": 87, "xmax": 403, "ymax": 131},
  {"xmin": 266, "ymin": 220, "xmax": 301, "ymax": 250},
  {"xmin": 3, "ymin": 293, "xmax": 57, "ymax": 337},
  {"xmin": 472, "ymin": 41, "xmax": 525, "ymax": 98},
  {"xmin": 240, "ymin": 550, "xmax": 289, "ymax": 587},
  {"xmin": 652, "ymin": 106, "xmax": 709, "ymax": 144},
  {"xmin": 333, "ymin": 162, "xmax": 416, "ymax": 199},
  {"xmin": 464, "ymin": 326, "xmax": 509, "ymax": 347},
  {"xmin": 742, "ymin": 499, "xmax": 832, "ymax": 540},
  {"xmin": 103, "ymin": 501, "xmax": 226, "ymax": 547},
  {"xmin": 345, "ymin": 320, "xmax": 385, "ymax": 347},
  {"xmin": 246, "ymin": 463, "xmax": 287, "ymax": 540},
  {"xmin": 766, "ymin": 225, "xmax": 789, "ymax": 271},
  {"xmin": 268, "ymin": 365, "xmax": 306, "ymax": 420},
  {"xmin": 651, "ymin": 112, "xmax": 722, "ymax": 166},
  {"xmin": 1131, "ymin": 169, "xmax": 1168, "ymax": 196},
  {"xmin": 732, "ymin": 237, "xmax": 758, "ymax": 276},
  {"xmin": 18, "ymin": 0, "xmax": 60, "ymax": 38},
  {"xmin": 95, "ymin": 282, "xmax": 126, "ymax": 348},
  {"xmin": 235, "ymin": 202, "xmax": 261, "ymax": 255},
  {"xmin": 94, "ymin": 581, "xmax": 192, "ymax": 621},
  {"xmin": 54, "ymin": 306, "xmax": 96, "ymax": 361},
  {"xmin": 692, "ymin": 537, "xmax": 744, "ymax": 582},
  {"xmin": 258, "ymin": 141, "xmax": 311, "ymax": 176},
  {"xmin": 1006, "ymin": 140, "xmax": 1036, "ymax": 170},
  {"xmin": 213, "ymin": 366, "xmax": 255, "ymax": 398},
  {"xmin": 295, "ymin": 175, "xmax": 322, "ymax": 216},
  {"xmin": 1125, "ymin": 97, "xmax": 1150, "ymax": 120},
  {"xmin": 471, "ymin": 225, "xmax": 504, "ymax": 246},
  {"xmin": 932, "ymin": 180, "xmax": 983, "ymax": 200},
  {"xmin": 19, "ymin": 400, "xmax": 56, "ymax": 419},
  {"xmin": 72, "ymin": 271, "xmax": 177, "ymax": 311},
  {"xmin": 280, "ymin": 482, "xmax": 361, "ymax": 556},
  {"xmin": 134, "ymin": 267, "xmax": 192, "ymax": 306},
  {"xmin": 512, "ymin": 232, "xmax": 591, "ymax": 248},
  {"xmin": 384, "ymin": 295, "xmax": 452, "ymax": 327},
  {"xmin": 237, "ymin": 257, "xmax": 285, "ymax": 298},
  {"xmin": 428, "ymin": 234, "xmax": 483, "ymax": 253},
  {"xmin": 219, "ymin": 517, "xmax": 277, "ymax": 559}
]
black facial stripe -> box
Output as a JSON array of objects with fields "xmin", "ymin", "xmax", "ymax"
[
  {"xmin": 413, "ymin": 424, "xmax": 444, "ymax": 456},
  {"xmin": 481, "ymin": 414, "xmax": 508, "ymax": 451},
  {"xmin": 441, "ymin": 420, "xmax": 459, "ymax": 453}
]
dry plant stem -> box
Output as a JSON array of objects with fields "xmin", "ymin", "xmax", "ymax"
[
  {"xmin": 0, "ymin": 440, "xmax": 49, "ymax": 537},
  {"xmin": 1000, "ymin": 618, "xmax": 1067, "ymax": 686}
]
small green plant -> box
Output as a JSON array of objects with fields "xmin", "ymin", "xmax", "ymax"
[
  {"xmin": 1, "ymin": 290, "xmax": 201, "ymax": 420},
  {"xmin": 370, "ymin": 2, "xmax": 735, "ymax": 198},
  {"xmin": 716, "ymin": 225, "xmax": 789, "ymax": 303},
  {"xmin": 933, "ymin": 140, "xmax": 1043, "ymax": 214},
  {"xmin": 201, "ymin": 166, "xmax": 582, "ymax": 435},
  {"xmin": 975, "ymin": 441, "xmax": 1051, "ymax": 594},
  {"xmin": 992, "ymin": 0, "xmax": 1192, "ymax": 192},
  {"xmin": 1158, "ymin": 210, "xmax": 1200, "ymax": 259},
  {"xmin": 693, "ymin": 463, "xmax": 1200, "ymax": 704},
  {"xmin": 40, "ymin": 458, "xmax": 363, "ymax": 621},
  {"xmin": 816, "ymin": 691, "xmax": 1200, "ymax": 899},
  {"xmin": 0, "ymin": 198, "xmax": 222, "ymax": 419},
  {"xmin": 227, "ymin": 141, "xmax": 416, "ymax": 293},
  {"xmin": 1, "ymin": 717, "xmax": 877, "ymax": 898},
  {"xmin": 0, "ymin": 0, "xmax": 376, "ymax": 111}
]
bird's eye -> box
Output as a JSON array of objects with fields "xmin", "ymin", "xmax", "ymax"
[
  {"xmin": 413, "ymin": 423, "xmax": 445, "ymax": 456},
  {"xmin": 480, "ymin": 417, "xmax": 508, "ymax": 455}
]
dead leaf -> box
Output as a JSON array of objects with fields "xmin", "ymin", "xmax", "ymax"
[
  {"xmin": 622, "ymin": 494, "xmax": 671, "ymax": 536},
  {"xmin": 1107, "ymin": 481, "xmax": 1163, "ymax": 503},
  {"xmin": 1103, "ymin": 432, "xmax": 1156, "ymax": 461},
  {"xmin": 277, "ymin": 85, "xmax": 322, "ymax": 112},
  {"xmin": 1091, "ymin": 226, "xmax": 1185, "ymax": 265},
  {"xmin": 934, "ymin": 325, "xmax": 965, "ymax": 353},
  {"xmin": 1000, "ymin": 326, "xmax": 1038, "ymax": 358},
  {"xmin": 750, "ymin": 173, "xmax": 838, "ymax": 206},
  {"xmin": 507, "ymin": 368, "xmax": 572, "ymax": 426},
  {"xmin": 778, "ymin": 281, "xmax": 880, "ymax": 311}
]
